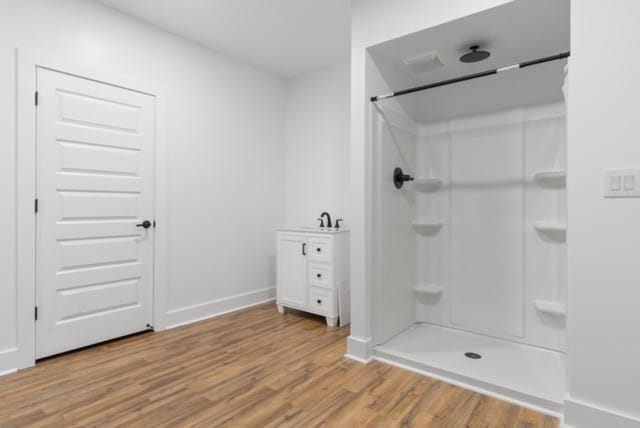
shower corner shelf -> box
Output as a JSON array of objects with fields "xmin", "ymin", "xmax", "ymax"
[
  {"xmin": 534, "ymin": 300, "xmax": 566, "ymax": 317},
  {"xmin": 533, "ymin": 170, "xmax": 566, "ymax": 186},
  {"xmin": 413, "ymin": 283, "xmax": 443, "ymax": 296},
  {"xmin": 534, "ymin": 221, "xmax": 567, "ymax": 234},
  {"xmin": 412, "ymin": 177, "xmax": 443, "ymax": 193},
  {"xmin": 412, "ymin": 220, "xmax": 443, "ymax": 236}
]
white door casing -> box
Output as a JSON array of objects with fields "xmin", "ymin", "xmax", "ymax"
[{"xmin": 35, "ymin": 67, "xmax": 156, "ymax": 358}]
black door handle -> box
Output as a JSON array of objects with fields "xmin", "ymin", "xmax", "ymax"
[
  {"xmin": 302, "ymin": 242, "xmax": 306, "ymax": 256},
  {"xmin": 317, "ymin": 273, "xmax": 322, "ymax": 278},
  {"xmin": 136, "ymin": 220, "xmax": 152, "ymax": 229}
]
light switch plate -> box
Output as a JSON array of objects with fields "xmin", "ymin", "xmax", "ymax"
[{"xmin": 604, "ymin": 168, "xmax": 640, "ymax": 197}]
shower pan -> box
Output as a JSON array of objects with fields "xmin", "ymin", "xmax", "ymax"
[{"xmin": 364, "ymin": 0, "xmax": 569, "ymax": 416}]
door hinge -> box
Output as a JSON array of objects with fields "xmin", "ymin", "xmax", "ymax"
[
  {"xmin": 35, "ymin": 306, "xmax": 38, "ymax": 321},
  {"xmin": 34, "ymin": 91, "xmax": 38, "ymax": 106},
  {"xmin": 34, "ymin": 198, "xmax": 38, "ymax": 213}
]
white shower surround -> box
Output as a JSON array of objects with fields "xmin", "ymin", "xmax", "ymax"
[
  {"xmin": 416, "ymin": 102, "xmax": 565, "ymax": 351},
  {"xmin": 351, "ymin": 1, "xmax": 640, "ymax": 426},
  {"xmin": 356, "ymin": 0, "xmax": 570, "ymax": 415},
  {"xmin": 370, "ymin": 99, "xmax": 567, "ymax": 412}
]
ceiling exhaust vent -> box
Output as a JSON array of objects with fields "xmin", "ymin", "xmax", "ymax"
[{"xmin": 403, "ymin": 51, "xmax": 445, "ymax": 74}]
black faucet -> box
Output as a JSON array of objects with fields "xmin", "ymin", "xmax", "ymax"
[{"xmin": 320, "ymin": 212, "xmax": 332, "ymax": 228}]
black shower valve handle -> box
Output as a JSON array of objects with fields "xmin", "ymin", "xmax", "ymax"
[{"xmin": 393, "ymin": 167, "xmax": 414, "ymax": 189}]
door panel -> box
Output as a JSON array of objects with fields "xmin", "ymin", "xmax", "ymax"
[
  {"xmin": 57, "ymin": 191, "xmax": 140, "ymax": 218},
  {"xmin": 58, "ymin": 140, "xmax": 140, "ymax": 175},
  {"xmin": 36, "ymin": 68, "xmax": 155, "ymax": 358}
]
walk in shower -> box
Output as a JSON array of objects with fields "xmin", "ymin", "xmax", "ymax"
[{"xmin": 367, "ymin": 0, "xmax": 568, "ymax": 414}]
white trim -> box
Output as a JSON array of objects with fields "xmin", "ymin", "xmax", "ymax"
[
  {"xmin": 0, "ymin": 368, "xmax": 18, "ymax": 378},
  {"xmin": 152, "ymin": 82, "xmax": 169, "ymax": 331},
  {"xmin": 344, "ymin": 353, "xmax": 374, "ymax": 364},
  {"xmin": 0, "ymin": 348, "xmax": 19, "ymax": 376},
  {"xmin": 15, "ymin": 48, "xmax": 37, "ymax": 371},
  {"xmin": 374, "ymin": 354, "xmax": 562, "ymax": 418},
  {"xmin": 164, "ymin": 287, "xmax": 277, "ymax": 329},
  {"xmin": 14, "ymin": 47, "xmax": 168, "ymax": 371},
  {"xmin": 346, "ymin": 335, "xmax": 373, "ymax": 361},
  {"xmin": 563, "ymin": 397, "xmax": 640, "ymax": 428}
]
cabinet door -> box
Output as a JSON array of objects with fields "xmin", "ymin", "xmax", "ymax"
[{"xmin": 277, "ymin": 235, "xmax": 308, "ymax": 308}]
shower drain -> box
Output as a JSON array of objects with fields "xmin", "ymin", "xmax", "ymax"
[{"xmin": 464, "ymin": 352, "xmax": 482, "ymax": 359}]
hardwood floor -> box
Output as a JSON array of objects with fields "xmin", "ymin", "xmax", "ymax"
[{"xmin": 0, "ymin": 303, "xmax": 558, "ymax": 427}]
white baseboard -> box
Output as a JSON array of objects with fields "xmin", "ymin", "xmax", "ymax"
[
  {"xmin": 0, "ymin": 347, "xmax": 19, "ymax": 378},
  {"xmin": 164, "ymin": 287, "xmax": 276, "ymax": 329},
  {"xmin": 0, "ymin": 368, "xmax": 17, "ymax": 377},
  {"xmin": 344, "ymin": 353, "xmax": 374, "ymax": 364},
  {"xmin": 564, "ymin": 397, "xmax": 640, "ymax": 428},
  {"xmin": 347, "ymin": 335, "xmax": 372, "ymax": 361}
]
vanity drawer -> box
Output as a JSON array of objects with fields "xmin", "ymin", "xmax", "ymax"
[
  {"xmin": 308, "ymin": 263, "xmax": 333, "ymax": 288},
  {"xmin": 308, "ymin": 287, "xmax": 334, "ymax": 315},
  {"xmin": 308, "ymin": 237, "xmax": 332, "ymax": 263}
]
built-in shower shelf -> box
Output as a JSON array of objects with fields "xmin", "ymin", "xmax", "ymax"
[
  {"xmin": 412, "ymin": 220, "xmax": 443, "ymax": 236},
  {"xmin": 534, "ymin": 300, "xmax": 566, "ymax": 317},
  {"xmin": 412, "ymin": 283, "xmax": 443, "ymax": 296},
  {"xmin": 534, "ymin": 221, "xmax": 567, "ymax": 234},
  {"xmin": 533, "ymin": 170, "xmax": 566, "ymax": 186},
  {"xmin": 413, "ymin": 178, "xmax": 443, "ymax": 193}
]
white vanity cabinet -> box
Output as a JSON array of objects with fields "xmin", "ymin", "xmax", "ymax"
[{"xmin": 276, "ymin": 228, "xmax": 349, "ymax": 327}]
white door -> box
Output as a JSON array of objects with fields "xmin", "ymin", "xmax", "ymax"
[
  {"xmin": 35, "ymin": 68, "xmax": 155, "ymax": 358},
  {"xmin": 276, "ymin": 235, "xmax": 308, "ymax": 309}
]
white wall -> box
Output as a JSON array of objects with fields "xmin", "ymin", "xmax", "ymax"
[
  {"xmin": 284, "ymin": 62, "xmax": 350, "ymax": 228},
  {"xmin": 565, "ymin": 1, "xmax": 640, "ymax": 426},
  {"xmin": 0, "ymin": 0, "xmax": 286, "ymax": 371},
  {"xmin": 348, "ymin": 0, "xmax": 512, "ymax": 360}
]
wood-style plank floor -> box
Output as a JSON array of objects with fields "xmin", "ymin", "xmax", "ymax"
[{"xmin": 0, "ymin": 303, "xmax": 558, "ymax": 427}]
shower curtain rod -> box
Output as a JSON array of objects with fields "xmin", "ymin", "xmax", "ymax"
[{"xmin": 370, "ymin": 51, "xmax": 570, "ymax": 103}]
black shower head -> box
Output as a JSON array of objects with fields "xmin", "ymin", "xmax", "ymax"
[{"xmin": 459, "ymin": 45, "xmax": 491, "ymax": 63}]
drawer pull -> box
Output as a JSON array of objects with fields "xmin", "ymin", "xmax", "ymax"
[
  {"xmin": 317, "ymin": 273, "xmax": 322, "ymax": 278},
  {"xmin": 316, "ymin": 299, "xmax": 322, "ymax": 304},
  {"xmin": 316, "ymin": 248, "xmax": 321, "ymax": 252}
]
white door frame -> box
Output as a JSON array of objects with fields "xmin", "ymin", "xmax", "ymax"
[{"xmin": 15, "ymin": 48, "xmax": 168, "ymax": 369}]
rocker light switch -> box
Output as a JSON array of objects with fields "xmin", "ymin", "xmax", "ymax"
[
  {"xmin": 624, "ymin": 175, "xmax": 635, "ymax": 191},
  {"xmin": 610, "ymin": 175, "xmax": 621, "ymax": 191},
  {"xmin": 604, "ymin": 168, "xmax": 640, "ymax": 197}
]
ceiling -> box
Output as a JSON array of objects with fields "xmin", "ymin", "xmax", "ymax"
[
  {"xmin": 97, "ymin": 0, "xmax": 351, "ymax": 78},
  {"xmin": 369, "ymin": 0, "xmax": 570, "ymax": 122}
]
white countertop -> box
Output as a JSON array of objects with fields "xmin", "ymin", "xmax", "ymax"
[{"xmin": 277, "ymin": 226, "xmax": 349, "ymax": 234}]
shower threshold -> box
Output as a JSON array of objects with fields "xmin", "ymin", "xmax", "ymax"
[{"xmin": 374, "ymin": 323, "xmax": 565, "ymax": 415}]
